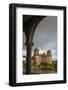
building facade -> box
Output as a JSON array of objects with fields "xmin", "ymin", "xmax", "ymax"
[{"xmin": 34, "ymin": 48, "xmax": 52, "ymax": 65}]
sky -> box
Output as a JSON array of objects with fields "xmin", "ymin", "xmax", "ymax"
[{"xmin": 23, "ymin": 16, "xmax": 57, "ymax": 60}]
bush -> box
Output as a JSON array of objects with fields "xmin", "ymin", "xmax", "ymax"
[
  {"xmin": 41, "ymin": 64, "xmax": 55, "ymax": 71},
  {"xmin": 40, "ymin": 62, "xmax": 47, "ymax": 66}
]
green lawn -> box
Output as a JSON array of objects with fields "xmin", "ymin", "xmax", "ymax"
[
  {"xmin": 23, "ymin": 61, "xmax": 57, "ymax": 74},
  {"xmin": 31, "ymin": 62, "xmax": 57, "ymax": 73}
]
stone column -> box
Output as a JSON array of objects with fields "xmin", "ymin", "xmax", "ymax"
[{"xmin": 25, "ymin": 42, "xmax": 33, "ymax": 74}]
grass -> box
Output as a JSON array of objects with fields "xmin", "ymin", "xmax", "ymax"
[
  {"xmin": 23, "ymin": 61, "xmax": 57, "ymax": 74},
  {"xmin": 31, "ymin": 62, "xmax": 57, "ymax": 73}
]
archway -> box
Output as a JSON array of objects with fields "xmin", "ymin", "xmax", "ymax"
[{"xmin": 23, "ymin": 15, "xmax": 46, "ymax": 74}]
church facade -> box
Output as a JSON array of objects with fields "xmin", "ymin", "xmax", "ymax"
[{"xmin": 34, "ymin": 48, "xmax": 52, "ymax": 65}]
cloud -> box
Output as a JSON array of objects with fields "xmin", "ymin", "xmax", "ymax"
[{"xmin": 22, "ymin": 50, "xmax": 26, "ymax": 56}]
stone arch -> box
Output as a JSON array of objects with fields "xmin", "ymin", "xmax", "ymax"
[{"xmin": 23, "ymin": 15, "xmax": 46, "ymax": 74}]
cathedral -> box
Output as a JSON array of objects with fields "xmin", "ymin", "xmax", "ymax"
[{"xmin": 34, "ymin": 48, "xmax": 52, "ymax": 65}]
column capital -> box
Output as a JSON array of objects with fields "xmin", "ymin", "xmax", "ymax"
[{"xmin": 25, "ymin": 42, "xmax": 34, "ymax": 47}]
